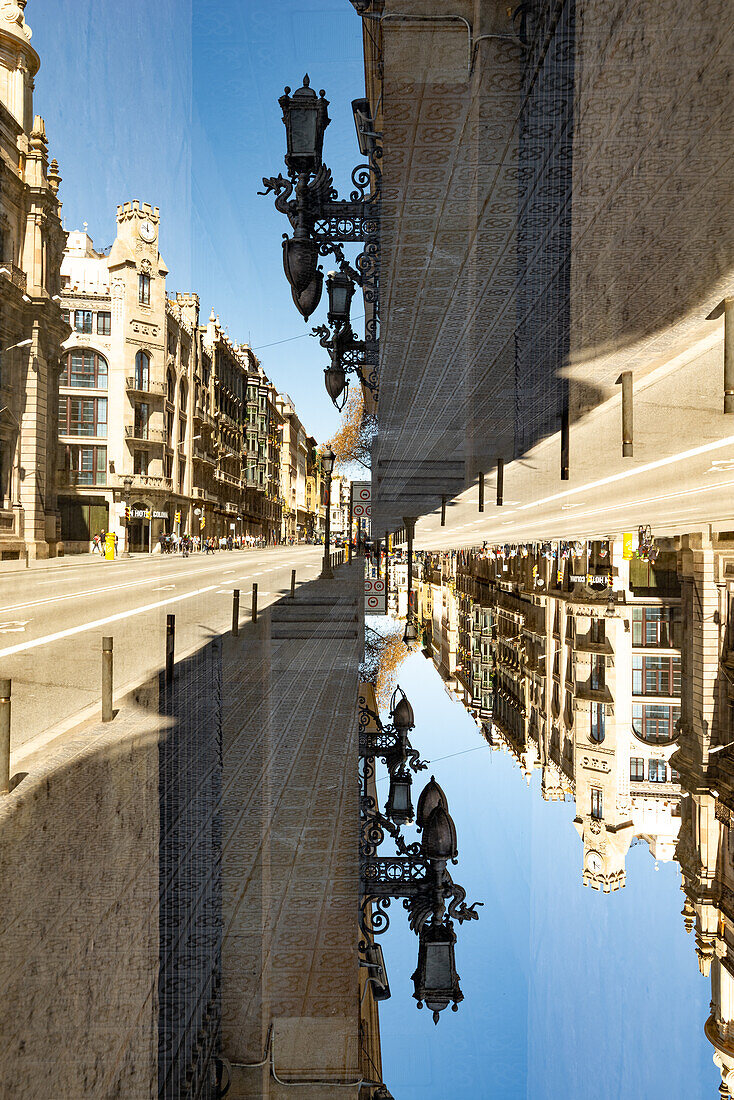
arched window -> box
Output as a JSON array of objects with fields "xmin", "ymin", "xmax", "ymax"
[
  {"xmin": 135, "ymin": 350, "xmax": 150, "ymax": 391},
  {"xmin": 167, "ymin": 368, "xmax": 176, "ymax": 405},
  {"xmin": 64, "ymin": 349, "xmax": 108, "ymax": 389},
  {"xmin": 179, "ymin": 378, "xmax": 188, "ymax": 411}
]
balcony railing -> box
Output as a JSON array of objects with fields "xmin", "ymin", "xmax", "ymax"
[
  {"xmin": 125, "ymin": 425, "xmax": 166, "ymax": 444},
  {"xmin": 126, "ymin": 475, "xmax": 173, "ymax": 492},
  {"xmin": 125, "ymin": 377, "xmax": 167, "ymax": 396},
  {"xmin": 0, "ymin": 262, "xmax": 27, "ymax": 292},
  {"xmin": 215, "ymin": 469, "xmax": 241, "ymax": 487}
]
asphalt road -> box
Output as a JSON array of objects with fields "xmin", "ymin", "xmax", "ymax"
[{"xmin": 5, "ymin": 546, "xmax": 323, "ymax": 760}]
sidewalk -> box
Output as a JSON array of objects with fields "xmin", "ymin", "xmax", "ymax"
[
  {"xmin": 221, "ymin": 560, "xmax": 364, "ymax": 1097},
  {"xmin": 0, "ymin": 558, "xmax": 366, "ymax": 1099}
]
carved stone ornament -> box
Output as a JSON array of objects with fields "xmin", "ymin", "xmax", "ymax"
[
  {"xmin": 0, "ymin": 1, "xmax": 32, "ymax": 41},
  {"xmin": 590, "ymin": 819, "xmax": 602, "ymax": 834},
  {"xmin": 139, "ymin": 258, "xmax": 152, "ymax": 275}
]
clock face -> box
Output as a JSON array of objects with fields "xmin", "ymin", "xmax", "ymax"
[
  {"xmin": 587, "ymin": 851, "xmax": 603, "ymax": 874},
  {"xmin": 139, "ymin": 219, "xmax": 156, "ymax": 243}
]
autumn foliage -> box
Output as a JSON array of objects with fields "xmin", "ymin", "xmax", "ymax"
[
  {"xmin": 327, "ymin": 386, "xmax": 376, "ymax": 472},
  {"xmin": 362, "ymin": 625, "xmax": 408, "ymax": 709}
]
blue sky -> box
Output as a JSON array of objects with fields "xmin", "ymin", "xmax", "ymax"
[
  {"xmin": 32, "ymin": 0, "xmax": 364, "ymax": 444},
  {"xmin": 376, "ymin": 651, "xmax": 716, "ymax": 1099}
]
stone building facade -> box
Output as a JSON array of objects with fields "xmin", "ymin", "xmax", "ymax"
[
  {"xmin": 58, "ymin": 204, "xmax": 299, "ymax": 551},
  {"xmin": 0, "ymin": 0, "xmax": 68, "ymax": 558},
  {"xmin": 58, "ymin": 205, "xmax": 203, "ymax": 550}
]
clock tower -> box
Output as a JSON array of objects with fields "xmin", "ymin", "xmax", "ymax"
[{"xmin": 112, "ymin": 200, "xmax": 160, "ymax": 252}]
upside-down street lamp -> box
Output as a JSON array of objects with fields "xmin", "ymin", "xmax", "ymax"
[
  {"xmin": 360, "ymin": 686, "xmax": 425, "ymax": 826},
  {"xmin": 403, "ymin": 516, "xmax": 419, "ymax": 648},
  {"xmin": 326, "ymin": 268, "xmax": 355, "ymax": 325},
  {"xmin": 359, "ymin": 764, "xmax": 481, "ymax": 1025}
]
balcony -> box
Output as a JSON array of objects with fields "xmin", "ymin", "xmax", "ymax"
[
  {"xmin": 193, "ymin": 445, "xmax": 216, "ymax": 466},
  {"xmin": 125, "ymin": 425, "xmax": 166, "ymax": 444},
  {"xmin": 576, "ymin": 678, "xmax": 613, "ymax": 704},
  {"xmin": 215, "ymin": 469, "xmax": 242, "ymax": 488},
  {"xmin": 126, "ymin": 475, "xmax": 173, "ymax": 493},
  {"xmin": 0, "ymin": 262, "xmax": 27, "ymax": 292},
  {"xmin": 194, "ymin": 406, "xmax": 215, "ymax": 427},
  {"xmin": 125, "ymin": 377, "xmax": 167, "ymax": 397}
]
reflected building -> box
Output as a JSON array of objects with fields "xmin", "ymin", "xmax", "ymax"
[
  {"xmin": 415, "ymin": 534, "xmax": 684, "ymax": 891},
  {"xmin": 403, "ymin": 528, "xmax": 734, "ymax": 1092}
]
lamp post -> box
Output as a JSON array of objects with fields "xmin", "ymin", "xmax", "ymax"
[
  {"xmin": 359, "ymin": 751, "xmax": 481, "ymax": 1025},
  {"xmin": 403, "ymin": 516, "xmax": 418, "ymax": 648},
  {"xmin": 260, "ymin": 75, "xmax": 381, "ymax": 399},
  {"xmin": 122, "ymin": 475, "xmax": 133, "ymax": 557},
  {"xmin": 360, "ymin": 685, "xmax": 425, "ymax": 826},
  {"xmin": 320, "ymin": 446, "xmax": 335, "ymax": 579}
]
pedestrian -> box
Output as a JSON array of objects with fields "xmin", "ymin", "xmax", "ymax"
[{"xmin": 114, "ymin": 532, "xmax": 119, "ymax": 557}]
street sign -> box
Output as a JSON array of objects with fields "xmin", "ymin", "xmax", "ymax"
[
  {"xmin": 365, "ymin": 576, "xmax": 386, "ymax": 614},
  {"xmin": 353, "ymin": 481, "xmax": 371, "ymax": 518}
]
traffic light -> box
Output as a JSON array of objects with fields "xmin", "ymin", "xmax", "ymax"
[
  {"xmin": 175, "ymin": 510, "xmax": 181, "ymax": 525},
  {"xmin": 124, "ymin": 505, "xmax": 130, "ymax": 520},
  {"xmin": 200, "ymin": 516, "xmax": 205, "ymax": 530}
]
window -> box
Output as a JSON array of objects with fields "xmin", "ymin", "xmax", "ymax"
[
  {"xmin": 96, "ymin": 311, "xmax": 111, "ymax": 336},
  {"xmin": 134, "ymin": 402, "xmax": 149, "ymax": 439},
  {"xmin": 138, "ymin": 273, "xmax": 151, "ymax": 305},
  {"xmin": 589, "ymin": 618, "xmax": 605, "ymax": 645},
  {"xmin": 133, "ymin": 450, "xmax": 149, "ymax": 475},
  {"xmin": 62, "ymin": 444, "xmax": 106, "ymax": 485},
  {"xmin": 649, "ymin": 759, "xmax": 667, "ymax": 783},
  {"xmin": 60, "ymin": 309, "xmax": 70, "ymax": 326},
  {"xmin": 590, "ymin": 654, "xmax": 605, "ymax": 692},
  {"xmin": 632, "ymin": 703, "xmax": 681, "ymax": 743},
  {"xmin": 630, "ymin": 757, "xmax": 645, "ymax": 781},
  {"xmin": 670, "ymin": 767, "xmax": 681, "ymax": 783},
  {"xmin": 632, "ymin": 606, "xmax": 676, "ymax": 648},
  {"xmin": 590, "ymin": 703, "xmax": 605, "ymax": 743},
  {"xmin": 591, "ymin": 788, "xmax": 603, "ymax": 820},
  {"xmin": 59, "ymin": 396, "xmax": 107, "ymax": 437},
  {"xmin": 134, "ymin": 350, "xmax": 150, "ymax": 391},
  {"xmin": 63, "ymin": 349, "xmax": 107, "ymax": 389},
  {"xmin": 632, "ymin": 655, "xmax": 681, "ymax": 696},
  {"xmin": 167, "ymin": 368, "xmax": 176, "ymax": 405},
  {"xmin": 74, "ymin": 309, "xmax": 92, "ymax": 333}
]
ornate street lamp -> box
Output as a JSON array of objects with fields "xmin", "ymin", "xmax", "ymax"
[
  {"xmin": 320, "ymin": 446, "xmax": 335, "ymax": 579},
  {"xmin": 326, "ymin": 269, "xmax": 355, "ymax": 325},
  {"xmin": 385, "ymin": 767, "xmax": 414, "ymax": 826},
  {"xmin": 324, "ymin": 361, "xmax": 348, "ymax": 410},
  {"xmin": 360, "ymin": 685, "xmax": 426, "ymax": 827},
  {"xmin": 279, "ymin": 75, "xmax": 330, "ymax": 177},
  {"xmin": 359, "ymin": 681, "xmax": 482, "ymax": 1026},
  {"xmin": 412, "ymin": 917, "xmax": 463, "ymax": 1024},
  {"xmin": 261, "ymin": 76, "xmax": 381, "ymax": 389}
]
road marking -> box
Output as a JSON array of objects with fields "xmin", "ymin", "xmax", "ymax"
[
  {"xmin": 152, "ymin": 585, "xmax": 176, "ymax": 591},
  {"xmin": 0, "ymin": 620, "xmax": 28, "ymax": 633},
  {"xmin": 0, "ymin": 584, "xmax": 220, "ymax": 659}
]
